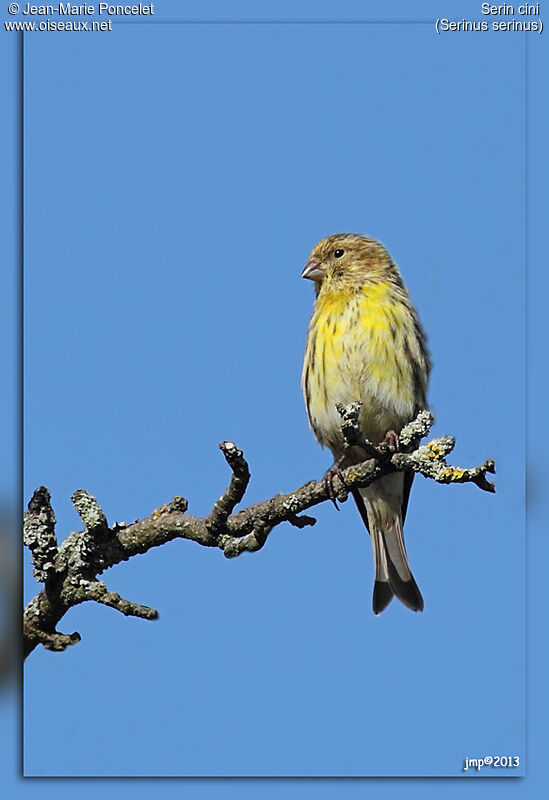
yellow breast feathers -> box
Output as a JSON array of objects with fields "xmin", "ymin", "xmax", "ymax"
[{"xmin": 302, "ymin": 281, "xmax": 425, "ymax": 450}]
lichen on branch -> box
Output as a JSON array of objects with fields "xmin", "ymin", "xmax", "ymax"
[{"xmin": 23, "ymin": 406, "xmax": 495, "ymax": 658}]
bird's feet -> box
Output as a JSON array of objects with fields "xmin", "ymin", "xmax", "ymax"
[
  {"xmin": 322, "ymin": 454, "xmax": 351, "ymax": 509},
  {"xmin": 380, "ymin": 429, "xmax": 400, "ymax": 453}
]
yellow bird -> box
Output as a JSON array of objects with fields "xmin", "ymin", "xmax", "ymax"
[{"xmin": 301, "ymin": 233, "xmax": 430, "ymax": 614}]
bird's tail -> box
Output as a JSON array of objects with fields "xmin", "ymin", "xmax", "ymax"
[{"xmin": 353, "ymin": 475, "xmax": 423, "ymax": 615}]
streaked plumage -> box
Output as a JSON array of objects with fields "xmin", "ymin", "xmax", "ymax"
[{"xmin": 301, "ymin": 233, "xmax": 430, "ymax": 614}]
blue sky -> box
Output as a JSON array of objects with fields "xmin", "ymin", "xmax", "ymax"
[{"xmin": 2, "ymin": 0, "xmax": 547, "ymax": 795}]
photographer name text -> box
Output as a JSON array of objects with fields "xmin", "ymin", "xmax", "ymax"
[{"xmin": 19, "ymin": 3, "xmax": 154, "ymax": 15}]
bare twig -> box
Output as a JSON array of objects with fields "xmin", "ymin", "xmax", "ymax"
[
  {"xmin": 71, "ymin": 489, "xmax": 108, "ymax": 533},
  {"xmin": 23, "ymin": 408, "xmax": 495, "ymax": 658},
  {"xmin": 23, "ymin": 487, "xmax": 58, "ymax": 585},
  {"xmin": 76, "ymin": 581, "xmax": 158, "ymax": 620},
  {"xmin": 335, "ymin": 401, "xmax": 381, "ymax": 458},
  {"xmin": 206, "ymin": 442, "xmax": 250, "ymax": 534}
]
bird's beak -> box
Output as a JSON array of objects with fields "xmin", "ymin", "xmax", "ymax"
[{"xmin": 301, "ymin": 260, "xmax": 325, "ymax": 281}]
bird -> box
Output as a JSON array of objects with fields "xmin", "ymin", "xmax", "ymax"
[{"xmin": 301, "ymin": 233, "xmax": 430, "ymax": 614}]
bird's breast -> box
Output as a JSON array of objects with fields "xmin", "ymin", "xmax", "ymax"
[{"xmin": 302, "ymin": 282, "xmax": 423, "ymax": 452}]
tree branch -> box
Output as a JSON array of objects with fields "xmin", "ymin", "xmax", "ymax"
[{"xmin": 23, "ymin": 407, "xmax": 495, "ymax": 658}]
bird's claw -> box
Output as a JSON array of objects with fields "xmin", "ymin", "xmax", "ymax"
[
  {"xmin": 380, "ymin": 429, "xmax": 400, "ymax": 453},
  {"xmin": 322, "ymin": 459, "xmax": 348, "ymax": 509}
]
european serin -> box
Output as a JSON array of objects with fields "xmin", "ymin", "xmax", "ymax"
[{"xmin": 301, "ymin": 233, "xmax": 430, "ymax": 614}]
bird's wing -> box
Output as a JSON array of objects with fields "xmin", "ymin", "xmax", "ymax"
[
  {"xmin": 401, "ymin": 470, "xmax": 414, "ymax": 525},
  {"xmin": 352, "ymin": 487, "xmax": 370, "ymax": 534}
]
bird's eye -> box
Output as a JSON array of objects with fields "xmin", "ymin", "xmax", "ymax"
[{"xmin": 334, "ymin": 249, "xmax": 345, "ymax": 259}]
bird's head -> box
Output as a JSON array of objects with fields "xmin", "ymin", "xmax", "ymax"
[{"xmin": 302, "ymin": 233, "xmax": 394, "ymax": 291}]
